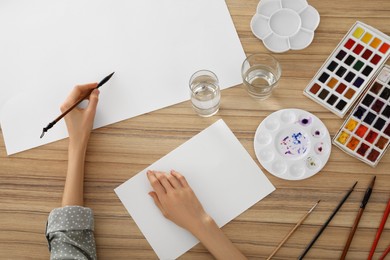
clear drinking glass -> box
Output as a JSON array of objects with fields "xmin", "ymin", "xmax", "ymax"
[
  {"xmin": 241, "ymin": 54, "xmax": 282, "ymax": 100},
  {"xmin": 189, "ymin": 70, "xmax": 221, "ymax": 117}
]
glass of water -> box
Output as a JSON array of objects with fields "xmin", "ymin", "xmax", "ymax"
[
  {"xmin": 189, "ymin": 70, "xmax": 221, "ymax": 117},
  {"xmin": 241, "ymin": 54, "xmax": 281, "ymax": 100}
]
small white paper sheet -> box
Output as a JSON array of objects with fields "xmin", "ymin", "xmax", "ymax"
[
  {"xmin": 0, "ymin": 0, "xmax": 246, "ymax": 155},
  {"xmin": 115, "ymin": 120, "xmax": 275, "ymax": 259}
]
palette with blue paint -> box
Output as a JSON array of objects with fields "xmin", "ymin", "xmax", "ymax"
[
  {"xmin": 333, "ymin": 65, "xmax": 390, "ymax": 167},
  {"xmin": 304, "ymin": 21, "xmax": 390, "ymax": 117},
  {"xmin": 254, "ymin": 108, "xmax": 331, "ymax": 180}
]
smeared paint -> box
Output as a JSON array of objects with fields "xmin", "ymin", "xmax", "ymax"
[{"xmin": 279, "ymin": 132, "xmax": 309, "ymax": 157}]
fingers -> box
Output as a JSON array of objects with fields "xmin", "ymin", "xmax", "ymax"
[
  {"xmin": 73, "ymin": 83, "xmax": 98, "ymax": 100},
  {"xmin": 155, "ymin": 171, "xmax": 174, "ymax": 192},
  {"xmin": 61, "ymin": 83, "xmax": 98, "ymax": 112},
  {"xmin": 147, "ymin": 170, "xmax": 166, "ymax": 196},
  {"xmin": 148, "ymin": 191, "xmax": 164, "ymax": 214},
  {"xmin": 167, "ymin": 170, "xmax": 182, "ymax": 188},
  {"xmin": 171, "ymin": 170, "xmax": 189, "ymax": 187},
  {"xmin": 86, "ymin": 89, "xmax": 100, "ymax": 118},
  {"xmin": 147, "ymin": 170, "xmax": 189, "ymax": 196}
]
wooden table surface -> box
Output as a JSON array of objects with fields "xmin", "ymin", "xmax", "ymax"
[{"xmin": 1, "ymin": 0, "xmax": 390, "ymax": 259}]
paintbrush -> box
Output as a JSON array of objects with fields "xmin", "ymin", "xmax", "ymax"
[
  {"xmin": 340, "ymin": 176, "xmax": 376, "ymax": 260},
  {"xmin": 267, "ymin": 200, "xmax": 320, "ymax": 260},
  {"xmin": 40, "ymin": 72, "xmax": 114, "ymax": 138},
  {"xmin": 298, "ymin": 181, "xmax": 358, "ymax": 259}
]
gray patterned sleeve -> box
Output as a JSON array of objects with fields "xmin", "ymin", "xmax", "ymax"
[{"xmin": 45, "ymin": 206, "xmax": 97, "ymax": 260}]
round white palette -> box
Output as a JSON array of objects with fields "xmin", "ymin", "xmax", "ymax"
[
  {"xmin": 254, "ymin": 109, "xmax": 331, "ymax": 180},
  {"xmin": 251, "ymin": 0, "xmax": 320, "ymax": 53}
]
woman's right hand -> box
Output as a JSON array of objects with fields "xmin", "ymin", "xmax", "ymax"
[
  {"xmin": 146, "ymin": 169, "xmax": 247, "ymax": 259},
  {"xmin": 146, "ymin": 170, "xmax": 212, "ymax": 234}
]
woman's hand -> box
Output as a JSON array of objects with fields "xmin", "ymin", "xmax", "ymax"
[
  {"xmin": 147, "ymin": 170, "xmax": 247, "ymax": 259},
  {"xmin": 147, "ymin": 170, "xmax": 211, "ymax": 234},
  {"xmin": 61, "ymin": 83, "xmax": 99, "ymax": 150}
]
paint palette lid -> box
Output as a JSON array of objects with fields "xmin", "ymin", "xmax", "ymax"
[
  {"xmin": 251, "ymin": 0, "xmax": 320, "ymax": 53},
  {"xmin": 254, "ymin": 108, "xmax": 331, "ymax": 180}
]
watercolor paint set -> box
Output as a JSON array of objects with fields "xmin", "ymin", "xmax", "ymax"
[
  {"xmin": 333, "ymin": 65, "xmax": 390, "ymax": 167},
  {"xmin": 304, "ymin": 21, "xmax": 390, "ymax": 117}
]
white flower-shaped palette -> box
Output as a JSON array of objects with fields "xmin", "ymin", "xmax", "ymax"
[
  {"xmin": 251, "ymin": 0, "xmax": 320, "ymax": 53},
  {"xmin": 254, "ymin": 109, "xmax": 331, "ymax": 180}
]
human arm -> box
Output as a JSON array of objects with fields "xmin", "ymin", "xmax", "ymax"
[
  {"xmin": 147, "ymin": 170, "xmax": 247, "ymax": 260},
  {"xmin": 46, "ymin": 83, "xmax": 99, "ymax": 260},
  {"xmin": 61, "ymin": 83, "xmax": 99, "ymax": 206}
]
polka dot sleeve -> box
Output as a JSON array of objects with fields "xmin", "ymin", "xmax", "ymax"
[{"xmin": 45, "ymin": 206, "xmax": 97, "ymax": 260}]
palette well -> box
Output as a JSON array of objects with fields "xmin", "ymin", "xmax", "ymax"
[
  {"xmin": 254, "ymin": 109, "xmax": 331, "ymax": 180},
  {"xmin": 333, "ymin": 65, "xmax": 390, "ymax": 167},
  {"xmin": 304, "ymin": 21, "xmax": 390, "ymax": 117}
]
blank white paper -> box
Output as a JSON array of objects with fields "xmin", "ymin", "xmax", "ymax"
[
  {"xmin": 115, "ymin": 120, "xmax": 275, "ymax": 259},
  {"xmin": 0, "ymin": 0, "xmax": 246, "ymax": 155}
]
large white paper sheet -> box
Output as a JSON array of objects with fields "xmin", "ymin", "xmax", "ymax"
[
  {"xmin": 0, "ymin": 0, "xmax": 246, "ymax": 155},
  {"xmin": 115, "ymin": 120, "xmax": 275, "ymax": 259}
]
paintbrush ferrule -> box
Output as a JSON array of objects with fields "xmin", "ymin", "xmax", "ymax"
[{"xmin": 308, "ymin": 200, "xmax": 321, "ymax": 213}]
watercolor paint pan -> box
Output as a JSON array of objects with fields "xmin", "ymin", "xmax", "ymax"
[
  {"xmin": 333, "ymin": 65, "xmax": 390, "ymax": 167},
  {"xmin": 304, "ymin": 21, "xmax": 390, "ymax": 117}
]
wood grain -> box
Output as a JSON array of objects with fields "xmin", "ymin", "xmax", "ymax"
[{"xmin": 1, "ymin": 0, "xmax": 389, "ymax": 259}]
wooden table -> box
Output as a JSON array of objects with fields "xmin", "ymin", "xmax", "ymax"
[{"xmin": 1, "ymin": 0, "xmax": 389, "ymax": 259}]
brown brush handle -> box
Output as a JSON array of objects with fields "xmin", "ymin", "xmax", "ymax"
[{"xmin": 340, "ymin": 208, "xmax": 364, "ymax": 260}]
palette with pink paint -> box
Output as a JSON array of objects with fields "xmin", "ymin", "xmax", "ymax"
[
  {"xmin": 254, "ymin": 109, "xmax": 331, "ymax": 180},
  {"xmin": 333, "ymin": 65, "xmax": 390, "ymax": 167}
]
